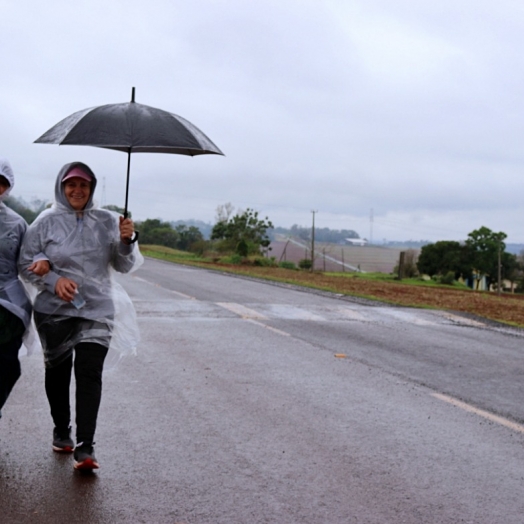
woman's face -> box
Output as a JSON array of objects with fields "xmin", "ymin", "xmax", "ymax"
[
  {"xmin": 0, "ymin": 176, "xmax": 9, "ymax": 195},
  {"xmin": 64, "ymin": 177, "xmax": 91, "ymax": 211}
]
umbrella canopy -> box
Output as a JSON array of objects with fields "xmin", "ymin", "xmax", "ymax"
[{"xmin": 35, "ymin": 88, "xmax": 223, "ymax": 219}]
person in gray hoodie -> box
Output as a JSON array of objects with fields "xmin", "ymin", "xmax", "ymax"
[
  {"xmin": 19, "ymin": 161, "xmax": 139, "ymax": 471},
  {"xmin": 0, "ymin": 158, "xmax": 35, "ymax": 420}
]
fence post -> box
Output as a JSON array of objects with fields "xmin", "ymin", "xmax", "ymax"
[{"xmin": 398, "ymin": 251, "xmax": 406, "ymax": 280}]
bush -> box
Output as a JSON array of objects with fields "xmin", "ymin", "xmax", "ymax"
[
  {"xmin": 213, "ymin": 238, "xmax": 237, "ymax": 254},
  {"xmin": 189, "ymin": 239, "xmax": 209, "ymax": 256},
  {"xmin": 236, "ymin": 239, "xmax": 249, "ymax": 257},
  {"xmin": 298, "ymin": 258, "xmax": 312, "ymax": 270},
  {"xmin": 253, "ymin": 256, "xmax": 277, "ymax": 267},
  {"xmin": 220, "ymin": 254, "xmax": 243, "ymax": 264},
  {"xmin": 279, "ymin": 261, "xmax": 297, "ymax": 270},
  {"xmin": 439, "ymin": 271, "xmax": 456, "ymax": 285}
]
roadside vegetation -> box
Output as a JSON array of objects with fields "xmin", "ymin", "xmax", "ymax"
[
  {"xmin": 7, "ymin": 195, "xmax": 524, "ymax": 327},
  {"xmin": 137, "ymin": 205, "xmax": 524, "ymax": 330}
]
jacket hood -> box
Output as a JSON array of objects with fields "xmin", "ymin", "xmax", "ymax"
[
  {"xmin": 0, "ymin": 157, "xmax": 15, "ymax": 202},
  {"xmin": 55, "ymin": 162, "xmax": 98, "ymax": 211}
]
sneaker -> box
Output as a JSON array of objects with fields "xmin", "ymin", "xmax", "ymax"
[
  {"xmin": 73, "ymin": 443, "xmax": 99, "ymax": 470},
  {"xmin": 52, "ymin": 427, "xmax": 74, "ymax": 453}
]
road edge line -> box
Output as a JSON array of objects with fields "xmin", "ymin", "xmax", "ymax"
[{"xmin": 431, "ymin": 392, "xmax": 524, "ymax": 434}]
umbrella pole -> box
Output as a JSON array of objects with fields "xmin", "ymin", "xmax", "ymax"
[
  {"xmin": 124, "ymin": 149, "xmax": 131, "ymax": 218},
  {"xmin": 125, "ymin": 87, "xmax": 135, "ymax": 218},
  {"xmin": 123, "ymin": 148, "xmax": 139, "ymax": 243},
  {"xmin": 124, "ymin": 87, "xmax": 135, "ymax": 218}
]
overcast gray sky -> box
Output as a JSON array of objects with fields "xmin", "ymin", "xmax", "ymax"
[{"xmin": 2, "ymin": 0, "xmax": 524, "ymax": 243}]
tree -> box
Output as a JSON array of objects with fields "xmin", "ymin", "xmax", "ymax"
[
  {"xmin": 172, "ymin": 219, "xmax": 213, "ymax": 239},
  {"xmin": 211, "ymin": 208, "xmax": 274, "ymax": 255},
  {"xmin": 290, "ymin": 224, "xmax": 310, "ymax": 242},
  {"xmin": 500, "ymin": 251, "xmax": 520, "ymax": 290},
  {"xmin": 137, "ymin": 218, "xmax": 180, "ymax": 248},
  {"xmin": 465, "ymin": 226, "xmax": 507, "ymax": 287},
  {"xmin": 516, "ymin": 250, "xmax": 524, "ymax": 292},
  {"xmin": 174, "ymin": 224, "xmax": 204, "ymax": 250},
  {"xmin": 215, "ymin": 202, "xmax": 235, "ymax": 223},
  {"xmin": 417, "ymin": 241, "xmax": 471, "ymax": 279},
  {"xmin": 135, "ymin": 219, "xmax": 206, "ymax": 251},
  {"xmin": 5, "ymin": 195, "xmax": 48, "ymax": 224}
]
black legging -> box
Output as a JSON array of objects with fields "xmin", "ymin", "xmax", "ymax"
[
  {"xmin": 0, "ymin": 336, "xmax": 23, "ymax": 412},
  {"xmin": 0, "ymin": 306, "xmax": 25, "ymax": 413},
  {"xmin": 45, "ymin": 342, "xmax": 108, "ymax": 444}
]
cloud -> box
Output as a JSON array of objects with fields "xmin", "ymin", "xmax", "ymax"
[{"xmin": 2, "ymin": 0, "xmax": 524, "ymax": 243}]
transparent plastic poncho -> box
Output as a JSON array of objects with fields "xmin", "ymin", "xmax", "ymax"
[
  {"xmin": 0, "ymin": 155, "xmax": 37, "ymax": 354},
  {"xmin": 18, "ymin": 162, "xmax": 143, "ymax": 369},
  {"xmin": 0, "ymin": 203, "xmax": 34, "ymax": 349}
]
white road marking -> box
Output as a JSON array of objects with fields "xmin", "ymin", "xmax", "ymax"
[
  {"xmin": 131, "ymin": 276, "xmax": 492, "ymax": 331},
  {"xmin": 133, "ymin": 276, "xmax": 194, "ymax": 299},
  {"xmin": 265, "ymin": 304, "xmax": 326, "ymax": 321},
  {"xmin": 431, "ymin": 392, "xmax": 524, "ymax": 434},
  {"xmin": 216, "ymin": 303, "xmax": 290, "ymax": 336},
  {"xmin": 245, "ymin": 319, "xmax": 291, "ymax": 337},
  {"xmin": 335, "ymin": 307, "xmax": 368, "ymax": 321},
  {"xmin": 217, "ymin": 302, "xmax": 268, "ymax": 320}
]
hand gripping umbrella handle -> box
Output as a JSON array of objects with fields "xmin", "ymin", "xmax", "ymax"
[{"xmin": 127, "ymin": 230, "xmax": 139, "ymax": 244}]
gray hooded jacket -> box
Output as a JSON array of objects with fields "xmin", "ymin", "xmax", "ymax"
[
  {"xmin": 19, "ymin": 162, "xmax": 137, "ymax": 320},
  {"xmin": 0, "ymin": 157, "xmax": 32, "ymax": 329}
]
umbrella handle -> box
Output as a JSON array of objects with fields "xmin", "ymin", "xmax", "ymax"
[{"xmin": 125, "ymin": 230, "xmax": 139, "ymax": 244}]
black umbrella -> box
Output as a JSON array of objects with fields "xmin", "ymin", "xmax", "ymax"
[{"xmin": 35, "ymin": 87, "xmax": 224, "ymax": 221}]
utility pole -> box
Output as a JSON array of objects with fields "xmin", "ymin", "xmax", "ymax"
[
  {"xmin": 497, "ymin": 237, "xmax": 502, "ymax": 296},
  {"xmin": 370, "ymin": 208, "xmax": 373, "ymax": 245},
  {"xmin": 311, "ymin": 210, "xmax": 317, "ymax": 271}
]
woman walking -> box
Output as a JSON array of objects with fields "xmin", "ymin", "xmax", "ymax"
[
  {"xmin": 19, "ymin": 161, "xmax": 141, "ymax": 470},
  {"xmin": 0, "ymin": 158, "xmax": 33, "ymax": 419}
]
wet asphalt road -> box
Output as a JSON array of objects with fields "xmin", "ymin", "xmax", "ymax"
[{"xmin": 2, "ymin": 257, "xmax": 524, "ymax": 523}]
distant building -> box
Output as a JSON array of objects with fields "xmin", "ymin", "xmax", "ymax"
[{"xmin": 345, "ymin": 238, "xmax": 368, "ymax": 246}]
